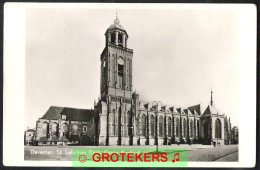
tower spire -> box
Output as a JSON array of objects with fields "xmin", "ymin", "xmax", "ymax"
[{"xmin": 210, "ymin": 88, "xmax": 213, "ymax": 106}]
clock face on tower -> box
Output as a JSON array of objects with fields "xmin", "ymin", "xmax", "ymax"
[{"xmin": 118, "ymin": 57, "xmax": 124, "ymax": 65}]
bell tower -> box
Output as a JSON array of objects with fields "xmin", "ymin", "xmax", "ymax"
[
  {"xmin": 100, "ymin": 15, "xmax": 133, "ymax": 101},
  {"xmin": 97, "ymin": 15, "xmax": 135, "ymax": 146}
]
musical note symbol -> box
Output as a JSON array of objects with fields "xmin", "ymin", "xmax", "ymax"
[{"xmin": 172, "ymin": 153, "xmax": 180, "ymax": 163}]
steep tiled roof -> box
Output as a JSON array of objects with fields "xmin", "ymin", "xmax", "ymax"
[
  {"xmin": 62, "ymin": 107, "xmax": 93, "ymax": 122},
  {"xmin": 42, "ymin": 106, "xmax": 64, "ymax": 120},
  {"xmin": 169, "ymin": 106, "xmax": 178, "ymax": 113},
  {"xmin": 184, "ymin": 108, "xmax": 193, "ymax": 116},
  {"xmin": 188, "ymin": 104, "xmax": 202, "ymax": 115},
  {"xmin": 41, "ymin": 106, "xmax": 94, "ymax": 122},
  {"xmin": 202, "ymin": 104, "xmax": 219, "ymax": 116}
]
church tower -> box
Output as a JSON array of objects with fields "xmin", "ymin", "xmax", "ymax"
[
  {"xmin": 100, "ymin": 15, "xmax": 133, "ymax": 100},
  {"xmin": 96, "ymin": 15, "xmax": 135, "ymax": 146}
]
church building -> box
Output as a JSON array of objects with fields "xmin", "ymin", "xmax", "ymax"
[
  {"xmin": 34, "ymin": 16, "xmax": 233, "ymax": 146},
  {"xmin": 93, "ymin": 16, "xmax": 232, "ymax": 146}
]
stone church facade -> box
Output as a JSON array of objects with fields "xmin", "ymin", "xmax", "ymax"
[
  {"xmin": 34, "ymin": 16, "xmax": 233, "ymax": 146},
  {"xmin": 93, "ymin": 17, "xmax": 232, "ymax": 146},
  {"xmin": 35, "ymin": 106, "xmax": 94, "ymax": 145}
]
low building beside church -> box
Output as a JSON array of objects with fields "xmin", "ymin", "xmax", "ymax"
[{"xmin": 35, "ymin": 106, "xmax": 94, "ymax": 145}]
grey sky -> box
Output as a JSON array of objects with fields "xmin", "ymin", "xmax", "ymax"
[{"xmin": 25, "ymin": 8, "xmax": 239, "ymax": 130}]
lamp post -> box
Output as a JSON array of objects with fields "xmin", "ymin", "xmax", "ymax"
[{"xmin": 152, "ymin": 101, "xmax": 162, "ymax": 153}]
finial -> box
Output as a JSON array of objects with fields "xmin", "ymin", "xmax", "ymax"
[
  {"xmin": 114, "ymin": 12, "xmax": 120, "ymax": 24},
  {"xmin": 210, "ymin": 88, "xmax": 213, "ymax": 106}
]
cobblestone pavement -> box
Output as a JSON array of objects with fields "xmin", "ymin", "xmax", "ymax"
[
  {"xmin": 215, "ymin": 152, "xmax": 238, "ymax": 162},
  {"xmin": 188, "ymin": 145, "xmax": 238, "ymax": 162}
]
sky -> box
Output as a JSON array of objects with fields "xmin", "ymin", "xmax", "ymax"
[{"xmin": 25, "ymin": 7, "xmax": 239, "ymax": 130}]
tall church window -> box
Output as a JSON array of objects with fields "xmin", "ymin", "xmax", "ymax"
[
  {"xmin": 127, "ymin": 111, "xmax": 131, "ymax": 135},
  {"xmin": 203, "ymin": 120, "xmax": 209, "ymax": 139},
  {"xmin": 121, "ymin": 112, "xmax": 124, "ymax": 136},
  {"xmin": 62, "ymin": 123, "xmax": 68, "ymax": 137},
  {"xmin": 183, "ymin": 118, "xmax": 187, "ymax": 138},
  {"xmin": 168, "ymin": 117, "xmax": 172, "ymax": 137},
  {"xmin": 109, "ymin": 124, "xmax": 112, "ymax": 135},
  {"xmin": 42, "ymin": 122, "xmax": 49, "ymax": 137},
  {"xmin": 52, "ymin": 123, "xmax": 58, "ymax": 136},
  {"xmin": 113, "ymin": 109, "xmax": 116, "ymax": 135},
  {"xmin": 197, "ymin": 120, "xmax": 200, "ymax": 137},
  {"xmin": 72, "ymin": 124, "xmax": 78, "ymax": 135},
  {"xmin": 115, "ymin": 110, "xmax": 118, "ymax": 136},
  {"xmin": 159, "ymin": 116, "xmax": 163, "ymax": 137},
  {"xmin": 118, "ymin": 63, "xmax": 123, "ymax": 88},
  {"xmin": 190, "ymin": 120, "xmax": 194, "ymax": 138},
  {"xmin": 176, "ymin": 117, "xmax": 179, "ymax": 137},
  {"xmin": 215, "ymin": 118, "xmax": 222, "ymax": 138},
  {"xmin": 141, "ymin": 114, "xmax": 146, "ymax": 137},
  {"xmin": 150, "ymin": 115, "xmax": 155, "ymax": 138}
]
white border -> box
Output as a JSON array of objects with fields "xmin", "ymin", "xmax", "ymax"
[{"xmin": 3, "ymin": 3, "xmax": 256, "ymax": 167}]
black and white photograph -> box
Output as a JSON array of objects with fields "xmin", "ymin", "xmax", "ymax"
[{"xmin": 3, "ymin": 3, "xmax": 256, "ymax": 167}]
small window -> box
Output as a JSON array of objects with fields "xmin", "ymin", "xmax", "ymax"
[
  {"xmin": 83, "ymin": 126, "xmax": 87, "ymax": 132},
  {"xmin": 62, "ymin": 115, "xmax": 66, "ymax": 120}
]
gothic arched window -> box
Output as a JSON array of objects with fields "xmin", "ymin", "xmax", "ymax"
[
  {"xmin": 62, "ymin": 123, "xmax": 69, "ymax": 137},
  {"xmin": 215, "ymin": 118, "xmax": 222, "ymax": 138},
  {"xmin": 183, "ymin": 118, "xmax": 187, "ymax": 138},
  {"xmin": 42, "ymin": 122, "xmax": 49, "ymax": 137},
  {"xmin": 159, "ymin": 116, "xmax": 163, "ymax": 137},
  {"xmin": 150, "ymin": 115, "xmax": 155, "ymax": 138},
  {"xmin": 168, "ymin": 117, "xmax": 172, "ymax": 137},
  {"xmin": 176, "ymin": 117, "xmax": 179, "ymax": 137},
  {"xmin": 71, "ymin": 124, "xmax": 78, "ymax": 135},
  {"xmin": 118, "ymin": 58, "xmax": 124, "ymax": 88},
  {"xmin": 112, "ymin": 109, "xmax": 116, "ymax": 135},
  {"xmin": 141, "ymin": 114, "xmax": 146, "ymax": 137},
  {"xmin": 190, "ymin": 119, "xmax": 194, "ymax": 138},
  {"xmin": 52, "ymin": 123, "xmax": 58, "ymax": 136},
  {"xmin": 115, "ymin": 110, "xmax": 118, "ymax": 136},
  {"xmin": 203, "ymin": 120, "xmax": 209, "ymax": 139},
  {"xmin": 197, "ymin": 120, "xmax": 200, "ymax": 137},
  {"xmin": 127, "ymin": 111, "xmax": 131, "ymax": 135}
]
